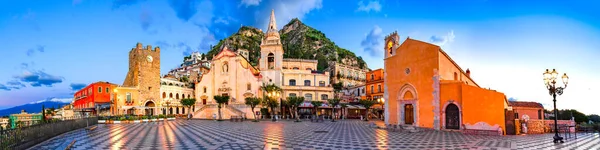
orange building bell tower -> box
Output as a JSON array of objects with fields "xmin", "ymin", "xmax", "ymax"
[{"xmin": 383, "ymin": 31, "xmax": 399, "ymax": 124}]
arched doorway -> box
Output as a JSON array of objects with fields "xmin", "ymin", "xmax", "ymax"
[
  {"xmin": 145, "ymin": 101, "xmax": 155, "ymax": 116},
  {"xmin": 445, "ymin": 103, "xmax": 460, "ymax": 129},
  {"xmin": 398, "ymin": 84, "xmax": 418, "ymax": 125},
  {"xmin": 404, "ymin": 104, "xmax": 414, "ymax": 124}
]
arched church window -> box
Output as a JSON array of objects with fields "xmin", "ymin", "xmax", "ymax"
[
  {"xmin": 169, "ymin": 93, "xmax": 173, "ymax": 98},
  {"xmin": 162, "ymin": 92, "xmax": 166, "ymax": 98}
]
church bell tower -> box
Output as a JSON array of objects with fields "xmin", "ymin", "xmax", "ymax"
[{"xmin": 259, "ymin": 9, "xmax": 284, "ymax": 86}]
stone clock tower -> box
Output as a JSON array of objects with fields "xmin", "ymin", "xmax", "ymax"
[{"xmin": 123, "ymin": 43, "xmax": 161, "ymax": 106}]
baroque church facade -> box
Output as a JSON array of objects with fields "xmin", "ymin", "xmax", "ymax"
[{"xmin": 193, "ymin": 10, "xmax": 333, "ymax": 119}]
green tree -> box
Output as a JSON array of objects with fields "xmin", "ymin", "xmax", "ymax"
[
  {"xmin": 180, "ymin": 76, "xmax": 189, "ymax": 83},
  {"xmin": 588, "ymin": 114, "xmax": 600, "ymax": 123},
  {"xmin": 287, "ymin": 96, "xmax": 305, "ymax": 122},
  {"xmin": 327, "ymin": 98, "xmax": 341, "ymax": 122},
  {"xmin": 180, "ymin": 98, "xmax": 197, "ymax": 116},
  {"xmin": 213, "ymin": 95, "xmax": 230, "ymax": 120},
  {"xmin": 311, "ymin": 101, "xmax": 323, "ymax": 117},
  {"xmin": 332, "ymin": 82, "xmax": 344, "ymax": 98},
  {"xmin": 41, "ymin": 105, "xmax": 46, "ymax": 123},
  {"xmin": 245, "ymin": 97, "xmax": 262, "ymax": 122},
  {"xmin": 360, "ymin": 99, "xmax": 377, "ymax": 121}
]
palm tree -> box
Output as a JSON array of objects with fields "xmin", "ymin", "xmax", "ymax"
[
  {"xmin": 340, "ymin": 103, "xmax": 348, "ymax": 119},
  {"xmin": 359, "ymin": 99, "xmax": 376, "ymax": 121},
  {"xmin": 287, "ymin": 96, "xmax": 305, "ymax": 122},
  {"xmin": 213, "ymin": 95, "xmax": 230, "ymax": 121},
  {"xmin": 327, "ymin": 98, "xmax": 341, "ymax": 122},
  {"xmin": 245, "ymin": 97, "xmax": 262, "ymax": 122},
  {"xmin": 310, "ymin": 101, "xmax": 323, "ymax": 119},
  {"xmin": 265, "ymin": 97, "xmax": 279, "ymax": 121},
  {"xmin": 260, "ymin": 83, "xmax": 282, "ymax": 121}
]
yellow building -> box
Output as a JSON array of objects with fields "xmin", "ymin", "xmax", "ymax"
[
  {"xmin": 281, "ymin": 59, "xmax": 333, "ymax": 101},
  {"xmin": 0, "ymin": 118, "xmax": 8, "ymax": 129},
  {"xmin": 325, "ymin": 61, "xmax": 368, "ymax": 87},
  {"xmin": 160, "ymin": 77, "xmax": 195, "ymax": 115}
]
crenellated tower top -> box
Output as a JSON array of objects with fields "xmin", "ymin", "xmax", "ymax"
[{"xmin": 384, "ymin": 31, "xmax": 400, "ymax": 59}]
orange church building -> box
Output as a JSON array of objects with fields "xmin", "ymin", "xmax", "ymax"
[{"xmin": 383, "ymin": 32, "xmax": 509, "ymax": 134}]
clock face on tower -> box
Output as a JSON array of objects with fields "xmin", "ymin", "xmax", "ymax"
[{"xmin": 147, "ymin": 55, "xmax": 153, "ymax": 62}]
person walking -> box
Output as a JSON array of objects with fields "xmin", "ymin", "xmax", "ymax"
[{"xmin": 187, "ymin": 113, "xmax": 192, "ymax": 120}]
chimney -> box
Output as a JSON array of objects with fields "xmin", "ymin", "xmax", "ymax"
[
  {"xmin": 466, "ymin": 68, "xmax": 471, "ymax": 77},
  {"xmin": 136, "ymin": 42, "xmax": 142, "ymax": 49},
  {"xmin": 147, "ymin": 45, "xmax": 152, "ymax": 50}
]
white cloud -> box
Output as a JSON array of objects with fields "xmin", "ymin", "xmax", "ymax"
[
  {"xmin": 241, "ymin": 0, "xmax": 261, "ymax": 7},
  {"xmin": 357, "ymin": 0, "xmax": 382, "ymax": 13},
  {"xmin": 361, "ymin": 25, "xmax": 384, "ymax": 56},
  {"xmin": 430, "ymin": 30, "xmax": 455, "ymax": 46},
  {"xmin": 268, "ymin": 0, "xmax": 323, "ymax": 29}
]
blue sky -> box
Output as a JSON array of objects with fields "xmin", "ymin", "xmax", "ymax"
[{"xmin": 0, "ymin": 0, "xmax": 599, "ymax": 115}]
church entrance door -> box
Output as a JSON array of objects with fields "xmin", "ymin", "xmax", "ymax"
[
  {"xmin": 445, "ymin": 104, "xmax": 460, "ymax": 129},
  {"xmin": 404, "ymin": 104, "xmax": 414, "ymax": 125}
]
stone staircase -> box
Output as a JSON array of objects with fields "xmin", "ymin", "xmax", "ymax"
[{"xmin": 193, "ymin": 104, "xmax": 246, "ymax": 119}]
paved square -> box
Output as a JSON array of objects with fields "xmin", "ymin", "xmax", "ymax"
[{"xmin": 29, "ymin": 120, "xmax": 599, "ymax": 150}]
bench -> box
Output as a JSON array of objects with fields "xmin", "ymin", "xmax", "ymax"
[
  {"xmin": 64, "ymin": 139, "xmax": 76, "ymax": 150},
  {"xmin": 86, "ymin": 126, "xmax": 97, "ymax": 131},
  {"xmin": 463, "ymin": 122, "xmax": 502, "ymax": 136}
]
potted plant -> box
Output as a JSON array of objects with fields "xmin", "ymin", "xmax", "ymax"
[
  {"xmin": 133, "ymin": 116, "xmax": 140, "ymax": 123},
  {"xmin": 142, "ymin": 116, "xmax": 149, "ymax": 122},
  {"xmin": 98, "ymin": 116, "xmax": 106, "ymax": 124},
  {"xmin": 151, "ymin": 116, "xmax": 158, "ymax": 122},
  {"xmin": 114, "ymin": 117, "xmax": 123, "ymax": 124},
  {"xmin": 159, "ymin": 114, "xmax": 166, "ymax": 121},
  {"xmin": 168, "ymin": 114, "xmax": 176, "ymax": 120}
]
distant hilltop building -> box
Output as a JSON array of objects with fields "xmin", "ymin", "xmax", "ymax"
[{"xmin": 167, "ymin": 51, "xmax": 211, "ymax": 83}]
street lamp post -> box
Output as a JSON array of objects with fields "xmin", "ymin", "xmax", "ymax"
[
  {"xmin": 377, "ymin": 98, "xmax": 385, "ymax": 120},
  {"xmin": 267, "ymin": 91, "xmax": 280, "ymax": 122},
  {"xmin": 543, "ymin": 68, "xmax": 569, "ymax": 143}
]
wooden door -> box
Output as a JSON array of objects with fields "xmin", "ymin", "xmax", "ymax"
[
  {"xmin": 405, "ymin": 104, "xmax": 414, "ymax": 125},
  {"xmin": 445, "ymin": 104, "xmax": 460, "ymax": 129}
]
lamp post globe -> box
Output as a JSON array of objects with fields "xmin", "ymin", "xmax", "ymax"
[{"xmin": 544, "ymin": 68, "xmax": 568, "ymax": 143}]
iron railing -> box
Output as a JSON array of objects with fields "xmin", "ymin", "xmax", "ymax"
[{"xmin": 0, "ymin": 117, "xmax": 97, "ymax": 150}]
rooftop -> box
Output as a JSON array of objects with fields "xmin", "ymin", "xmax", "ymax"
[{"xmin": 509, "ymin": 101, "xmax": 544, "ymax": 109}]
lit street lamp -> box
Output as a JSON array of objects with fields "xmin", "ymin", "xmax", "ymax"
[
  {"xmin": 267, "ymin": 91, "xmax": 281, "ymax": 122},
  {"xmin": 377, "ymin": 98, "xmax": 385, "ymax": 120},
  {"xmin": 543, "ymin": 68, "xmax": 569, "ymax": 143}
]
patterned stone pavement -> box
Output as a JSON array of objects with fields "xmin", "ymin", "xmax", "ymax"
[{"xmin": 28, "ymin": 119, "xmax": 600, "ymax": 150}]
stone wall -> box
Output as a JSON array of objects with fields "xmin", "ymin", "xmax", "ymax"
[{"xmin": 524, "ymin": 119, "xmax": 545, "ymax": 134}]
